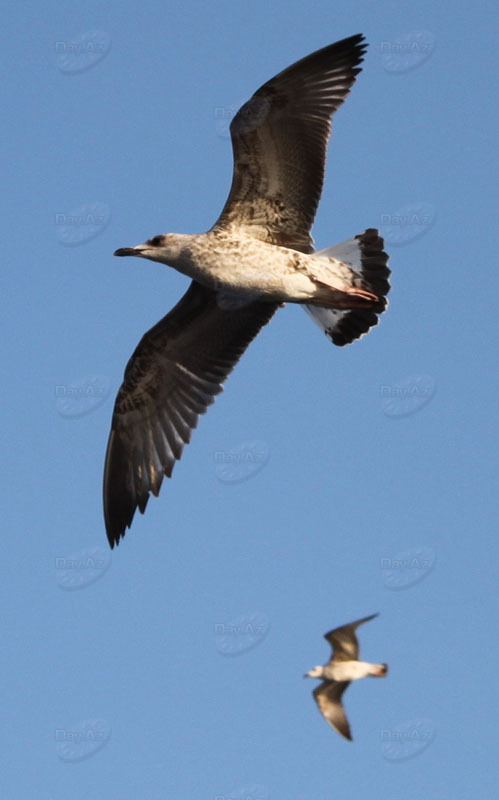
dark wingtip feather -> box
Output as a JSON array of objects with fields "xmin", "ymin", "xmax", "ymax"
[{"xmin": 103, "ymin": 430, "xmax": 138, "ymax": 548}]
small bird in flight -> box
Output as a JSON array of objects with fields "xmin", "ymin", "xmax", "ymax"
[
  {"xmin": 304, "ymin": 614, "xmax": 388, "ymax": 740},
  {"xmin": 104, "ymin": 34, "xmax": 390, "ymax": 546}
]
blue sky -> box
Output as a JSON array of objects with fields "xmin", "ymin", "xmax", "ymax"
[{"xmin": 2, "ymin": 0, "xmax": 498, "ymax": 798}]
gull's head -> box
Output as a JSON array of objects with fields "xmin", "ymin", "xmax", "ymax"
[
  {"xmin": 114, "ymin": 234, "xmax": 185, "ymax": 265},
  {"xmin": 304, "ymin": 666, "xmax": 323, "ymax": 679}
]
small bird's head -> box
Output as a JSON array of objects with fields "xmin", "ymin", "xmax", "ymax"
[
  {"xmin": 114, "ymin": 234, "xmax": 186, "ymax": 266},
  {"xmin": 303, "ymin": 666, "xmax": 323, "ymax": 679}
]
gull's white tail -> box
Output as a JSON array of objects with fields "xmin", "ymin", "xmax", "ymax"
[{"xmin": 305, "ymin": 228, "xmax": 390, "ymax": 346}]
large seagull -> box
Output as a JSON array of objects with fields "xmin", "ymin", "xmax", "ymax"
[{"xmin": 104, "ymin": 34, "xmax": 390, "ymax": 546}]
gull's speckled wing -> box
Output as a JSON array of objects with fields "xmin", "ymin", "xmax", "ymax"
[
  {"xmin": 213, "ymin": 34, "xmax": 367, "ymax": 253},
  {"xmin": 324, "ymin": 613, "xmax": 379, "ymax": 662},
  {"xmin": 104, "ymin": 281, "xmax": 277, "ymax": 547},
  {"xmin": 313, "ymin": 681, "xmax": 352, "ymax": 741}
]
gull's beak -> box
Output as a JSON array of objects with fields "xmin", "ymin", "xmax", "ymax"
[{"xmin": 114, "ymin": 246, "xmax": 146, "ymax": 257}]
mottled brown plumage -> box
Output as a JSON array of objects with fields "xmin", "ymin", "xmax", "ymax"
[
  {"xmin": 104, "ymin": 35, "xmax": 390, "ymax": 546},
  {"xmin": 104, "ymin": 283, "xmax": 277, "ymax": 543},
  {"xmin": 213, "ymin": 34, "xmax": 367, "ymax": 253}
]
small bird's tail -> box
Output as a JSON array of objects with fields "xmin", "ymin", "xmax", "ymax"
[
  {"xmin": 370, "ymin": 663, "xmax": 389, "ymax": 677},
  {"xmin": 305, "ymin": 229, "xmax": 390, "ymax": 346}
]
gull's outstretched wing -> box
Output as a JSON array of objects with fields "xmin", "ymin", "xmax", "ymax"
[
  {"xmin": 313, "ymin": 681, "xmax": 352, "ymax": 741},
  {"xmin": 324, "ymin": 613, "xmax": 379, "ymax": 662},
  {"xmin": 103, "ymin": 281, "xmax": 277, "ymax": 547},
  {"xmin": 213, "ymin": 34, "xmax": 367, "ymax": 253}
]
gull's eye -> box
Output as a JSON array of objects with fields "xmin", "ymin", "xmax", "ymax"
[{"xmin": 148, "ymin": 235, "xmax": 164, "ymax": 247}]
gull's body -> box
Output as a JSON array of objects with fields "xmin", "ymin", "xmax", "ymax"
[
  {"xmin": 305, "ymin": 614, "xmax": 388, "ymax": 741},
  {"xmin": 104, "ymin": 35, "xmax": 391, "ymax": 546},
  {"xmin": 117, "ymin": 230, "xmax": 379, "ymax": 307}
]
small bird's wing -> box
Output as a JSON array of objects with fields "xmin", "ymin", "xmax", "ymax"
[
  {"xmin": 103, "ymin": 281, "xmax": 278, "ymax": 547},
  {"xmin": 324, "ymin": 613, "xmax": 379, "ymax": 661},
  {"xmin": 213, "ymin": 34, "xmax": 367, "ymax": 253},
  {"xmin": 313, "ymin": 681, "xmax": 352, "ymax": 740}
]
